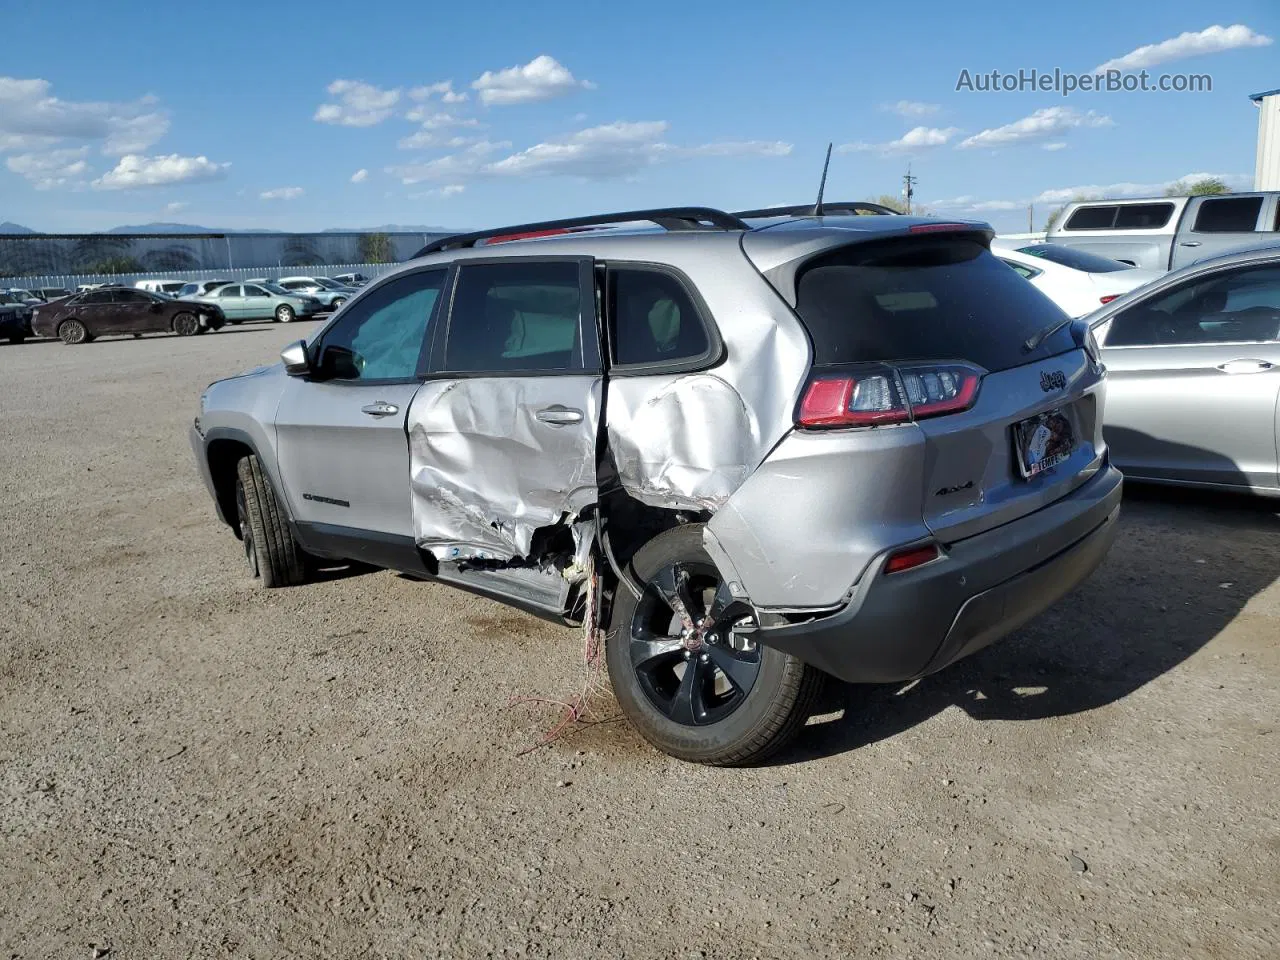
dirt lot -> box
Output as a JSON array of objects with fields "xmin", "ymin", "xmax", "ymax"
[{"xmin": 1, "ymin": 325, "xmax": 1277, "ymax": 959}]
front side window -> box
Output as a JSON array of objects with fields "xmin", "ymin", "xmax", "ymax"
[
  {"xmin": 1192, "ymin": 197, "xmax": 1264, "ymax": 233},
  {"xmin": 243, "ymin": 285, "xmax": 269, "ymax": 297},
  {"xmin": 444, "ymin": 261, "xmax": 584, "ymax": 373},
  {"xmin": 316, "ymin": 269, "xmax": 445, "ymax": 381},
  {"xmin": 608, "ymin": 266, "xmax": 711, "ymax": 366},
  {"xmin": 112, "ymin": 289, "xmax": 151, "ymax": 303},
  {"xmin": 1103, "ymin": 265, "xmax": 1280, "ymax": 347}
]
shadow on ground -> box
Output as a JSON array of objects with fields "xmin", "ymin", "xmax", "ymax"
[{"xmin": 777, "ymin": 483, "xmax": 1279, "ymax": 765}]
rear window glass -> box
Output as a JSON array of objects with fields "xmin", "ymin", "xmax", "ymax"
[
  {"xmin": 1063, "ymin": 206, "xmax": 1117, "ymax": 230},
  {"xmin": 1114, "ymin": 203, "xmax": 1174, "ymax": 229},
  {"xmin": 1192, "ymin": 197, "xmax": 1263, "ymax": 233},
  {"xmin": 1015, "ymin": 244, "xmax": 1132, "ymax": 273},
  {"xmin": 793, "ymin": 237, "xmax": 1075, "ymax": 373}
]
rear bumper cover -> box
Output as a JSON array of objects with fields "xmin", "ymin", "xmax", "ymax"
[{"xmin": 754, "ymin": 463, "xmax": 1123, "ymax": 684}]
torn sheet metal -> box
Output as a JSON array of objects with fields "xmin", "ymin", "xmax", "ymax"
[{"xmin": 408, "ymin": 377, "xmax": 601, "ymax": 562}]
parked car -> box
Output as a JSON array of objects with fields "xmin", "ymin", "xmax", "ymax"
[
  {"xmin": 0, "ymin": 291, "xmax": 33, "ymax": 343},
  {"xmin": 332, "ymin": 272, "xmax": 370, "ymax": 287},
  {"xmin": 991, "ymin": 241, "xmax": 1162, "ymax": 317},
  {"xmin": 6, "ymin": 287, "xmax": 43, "ymax": 307},
  {"xmin": 191, "ymin": 205, "xmax": 1121, "ymax": 765},
  {"xmin": 197, "ymin": 282, "xmax": 323, "ymax": 324},
  {"xmin": 275, "ymin": 276, "xmax": 356, "ymax": 309},
  {"xmin": 135, "ymin": 279, "xmax": 189, "ymax": 296},
  {"xmin": 177, "ymin": 280, "xmax": 233, "ymax": 299},
  {"xmin": 34, "ymin": 287, "xmax": 72, "ymax": 302},
  {"xmin": 32, "ymin": 287, "xmax": 226, "ymax": 344},
  {"xmin": 1089, "ymin": 243, "xmax": 1280, "ymax": 496},
  {"xmin": 1045, "ymin": 193, "xmax": 1280, "ymax": 272}
]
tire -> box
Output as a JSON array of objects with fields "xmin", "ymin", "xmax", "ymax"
[
  {"xmin": 172, "ymin": 312, "xmax": 200, "ymax": 337},
  {"xmin": 605, "ymin": 523, "xmax": 823, "ymax": 766},
  {"xmin": 234, "ymin": 454, "xmax": 306, "ymax": 588},
  {"xmin": 331, "ymin": 297, "xmax": 346, "ymax": 309},
  {"xmin": 275, "ymin": 304, "xmax": 295, "ymax": 324},
  {"xmin": 58, "ymin": 318, "xmax": 87, "ymax": 345},
  {"xmin": 228, "ymin": 319, "xmax": 243, "ymax": 325}
]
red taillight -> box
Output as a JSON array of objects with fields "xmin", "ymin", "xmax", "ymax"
[
  {"xmin": 484, "ymin": 227, "xmax": 583, "ymax": 245},
  {"xmin": 796, "ymin": 363, "xmax": 983, "ymax": 429},
  {"xmin": 908, "ymin": 222, "xmax": 977, "ymax": 234},
  {"xmin": 1099, "ymin": 294, "xmax": 1120, "ymax": 305},
  {"xmin": 885, "ymin": 543, "xmax": 941, "ymax": 574}
]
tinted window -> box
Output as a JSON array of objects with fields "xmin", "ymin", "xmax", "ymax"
[
  {"xmin": 1104, "ymin": 265, "xmax": 1280, "ymax": 347},
  {"xmin": 111, "ymin": 289, "xmax": 151, "ymax": 303},
  {"xmin": 1064, "ymin": 205, "xmax": 1117, "ymax": 230},
  {"xmin": 999, "ymin": 259, "xmax": 1040, "ymax": 280},
  {"xmin": 179, "ymin": 284, "xmax": 198, "ymax": 297},
  {"xmin": 793, "ymin": 237, "xmax": 1075, "ymax": 373},
  {"xmin": 81, "ymin": 291, "xmax": 113, "ymax": 304},
  {"xmin": 218, "ymin": 285, "xmax": 243, "ymax": 298},
  {"xmin": 317, "ymin": 269, "xmax": 445, "ymax": 381},
  {"xmin": 243, "ymin": 285, "xmax": 269, "ymax": 297},
  {"xmin": 445, "ymin": 261, "xmax": 584, "ymax": 373},
  {"xmin": 1016, "ymin": 244, "xmax": 1132, "ymax": 273},
  {"xmin": 281, "ymin": 281, "xmax": 304, "ymax": 290},
  {"xmin": 609, "ymin": 267, "xmax": 710, "ymax": 366},
  {"xmin": 1114, "ymin": 203, "xmax": 1174, "ymax": 229},
  {"xmin": 1192, "ymin": 197, "xmax": 1263, "ymax": 233}
]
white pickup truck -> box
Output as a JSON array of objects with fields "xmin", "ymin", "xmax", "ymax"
[{"xmin": 1044, "ymin": 193, "xmax": 1280, "ymax": 272}]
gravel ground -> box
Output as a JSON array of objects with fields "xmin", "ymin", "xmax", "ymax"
[{"xmin": 1, "ymin": 325, "xmax": 1277, "ymax": 960}]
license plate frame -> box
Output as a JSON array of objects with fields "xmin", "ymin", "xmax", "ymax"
[{"xmin": 1013, "ymin": 409, "xmax": 1075, "ymax": 479}]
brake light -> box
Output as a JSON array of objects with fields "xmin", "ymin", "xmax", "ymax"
[
  {"xmin": 1099, "ymin": 294, "xmax": 1120, "ymax": 305},
  {"xmin": 885, "ymin": 543, "xmax": 941, "ymax": 574},
  {"xmin": 797, "ymin": 363, "xmax": 983, "ymax": 429},
  {"xmin": 484, "ymin": 227, "xmax": 583, "ymax": 245},
  {"xmin": 908, "ymin": 222, "xmax": 977, "ymax": 234}
]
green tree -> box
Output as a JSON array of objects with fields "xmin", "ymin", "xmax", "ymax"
[
  {"xmin": 358, "ymin": 232, "xmax": 394, "ymax": 263},
  {"xmin": 1165, "ymin": 177, "xmax": 1230, "ymax": 197},
  {"xmin": 867, "ymin": 194, "xmax": 931, "ymax": 216}
]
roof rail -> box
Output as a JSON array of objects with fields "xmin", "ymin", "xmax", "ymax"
[
  {"xmin": 410, "ymin": 206, "xmax": 750, "ymax": 259},
  {"xmin": 734, "ymin": 201, "xmax": 901, "ymax": 218}
]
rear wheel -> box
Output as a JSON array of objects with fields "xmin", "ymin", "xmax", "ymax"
[
  {"xmin": 605, "ymin": 523, "xmax": 823, "ymax": 765},
  {"xmin": 57, "ymin": 318, "xmax": 87, "ymax": 345},
  {"xmin": 275, "ymin": 304, "xmax": 295, "ymax": 323},
  {"xmin": 172, "ymin": 312, "xmax": 200, "ymax": 337},
  {"xmin": 331, "ymin": 297, "xmax": 346, "ymax": 309},
  {"xmin": 234, "ymin": 454, "xmax": 306, "ymax": 588}
]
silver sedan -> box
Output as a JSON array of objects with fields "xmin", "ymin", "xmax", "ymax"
[{"xmin": 1090, "ymin": 244, "xmax": 1280, "ymax": 496}]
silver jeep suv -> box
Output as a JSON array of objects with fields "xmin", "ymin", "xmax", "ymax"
[{"xmin": 191, "ymin": 205, "xmax": 1122, "ymax": 765}]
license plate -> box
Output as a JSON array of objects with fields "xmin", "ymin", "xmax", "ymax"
[{"xmin": 1013, "ymin": 410, "xmax": 1074, "ymax": 479}]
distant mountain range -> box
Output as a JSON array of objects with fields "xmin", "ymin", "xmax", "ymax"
[{"xmin": 1, "ymin": 220, "xmax": 457, "ymax": 235}]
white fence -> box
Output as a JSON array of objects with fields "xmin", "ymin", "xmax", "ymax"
[{"xmin": 2, "ymin": 262, "xmax": 399, "ymax": 292}]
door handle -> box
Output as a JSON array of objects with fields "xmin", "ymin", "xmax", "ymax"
[
  {"xmin": 534, "ymin": 405, "xmax": 584, "ymax": 426},
  {"xmin": 1217, "ymin": 359, "xmax": 1273, "ymax": 374},
  {"xmin": 1179, "ymin": 241, "xmax": 1202, "ymax": 247},
  {"xmin": 360, "ymin": 401, "xmax": 400, "ymax": 417}
]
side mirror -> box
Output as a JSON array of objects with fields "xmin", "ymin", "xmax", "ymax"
[{"xmin": 281, "ymin": 340, "xmax": 312, "ymax": 377}]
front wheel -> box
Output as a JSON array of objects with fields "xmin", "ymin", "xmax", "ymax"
[
  {"xmin": 234, "ymin": 454, "xmax": 306, "ymax": 588},
  {"xmin": 172, "ymin": 312, "xmax": 200, "ymax": 336},
  {"xmin": 605, "ymin": 523, "xmax": 822, "ymax": 765},
  {"xmin": 275, "ymin": 304, "xmax": 295, "ymax": 324},
  {"xmin": 58, "ymin": 318, "xmax": 88, "ymax": 345},
  {"xmin": 331, "ymin": 297, "xmax": 346, "ymax": 309}
]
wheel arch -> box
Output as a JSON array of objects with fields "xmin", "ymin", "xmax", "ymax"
[{"xmin": 203, "ymin": 428, "xmax": 292, "ymax": 537}]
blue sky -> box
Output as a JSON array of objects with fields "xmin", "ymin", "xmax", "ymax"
[{"xmin": 2, "ymin": 0, "xmax": 1277, "ymax": 234}]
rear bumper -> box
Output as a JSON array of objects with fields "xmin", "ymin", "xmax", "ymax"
[{"xmin": 754, "ymin": 462, "xmax": 1123, "ymax": 683}]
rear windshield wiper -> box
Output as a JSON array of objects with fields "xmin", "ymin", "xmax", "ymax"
[{"xmin": 1022, "ymin": 315, "xmax": 1073, "ymax": 353}]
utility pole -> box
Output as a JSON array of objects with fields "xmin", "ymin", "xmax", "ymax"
[
  {"xmin": 902, "ymin": 165, "xmax": 918, "ymax": 215},
  {"xmin": 1028, "ymin": 204, "xmax": 1034, "ymax": 232}
]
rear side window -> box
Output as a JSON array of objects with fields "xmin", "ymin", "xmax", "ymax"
[
  {"xmin": 793, "ymin": 237, "xmax": 1075, "ymax": 373},
  {"xmin": 218, "ymin": 285, "xmax": 242, "ymax": 298},
  {"xmin": 1114, "ymin": 203, "xmax": 1174, "ymax": 229},
  {"xmin": 1192, "ymin": 197, "xmax": 1263, "ymax": 233},
  {"xmin": 444, "ymin": 261, "xmax": 585, "ymax": 373},
  {"xmin": 1104, "ymin": 265, "xmax": 1280, "ymax": 346},
  {"xmin": 1063, "ymin": 205, "xmax": 1117, "ymax": 230},
  {"xmin": 608, "ymin": 267, "xmax": 711, "ymax": 367}
]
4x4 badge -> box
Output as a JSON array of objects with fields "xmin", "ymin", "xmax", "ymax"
[{"xmin": 1040, "ymin": 370, "xmax": 1066, "ymax": 392}]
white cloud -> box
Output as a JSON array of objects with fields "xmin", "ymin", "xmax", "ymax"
[
  {"xmin": 441, "ymin": 183, "xmax": 465, "ymax": 197},
  {"xmin": 350, "ymin": 168, "xmax": 368, "ymax": 183},
  {"xmin": 1094, "ymin": 24, "xmax": 1272, "ymax": 73},
  {"xmin": 883, "ymin": 100, "xmax": 940, "ymax": 118},
  {"xmin": 91, "ymin": 153, "xmax": 230, "ymax": 190},
  {"xmin": 471, "ymin": 55, "xmax": 595, "ymax": 106},
  {"xmin": 314, "ymin": 79, "xmax": 400, "ymax": 127},
  {"xmin": 260, "ymin": 186, "xmax": 304, "ymax": 200},
  {"xmin": 840, "ymin": 125, "xmax": 961, "ymax": 155},
  {"xmin": 1042, "ymin": 142, "xmax": 1067, "ymax": 151},
  {"xmin": 388, "ymin": 141, "xmax": 511, "ymax": 184},
  {"xmin": 6, "ymin": 146, "xmax": 90, "ymax": 190},
  {"xmin": 403, "ymin": 108, "xmax": 481, "ymax": 128},
  {"xmin": 1033, "ymin": 171, "xmax": 1252, "ymax": 205},
  {"xmin": 411, "ymin": 183, "xmax": 467, "ymax": 199},
  {"xmin": 163, "ymin": 201, "xmax": 188, "ymax": 215},
  {"xmin": 957, "ymin": 108, "xmax": 1112, "ymax": 150},
  {"xmin": 684, "ymin": 140, "xmax": 792, "ymax": 158},
  {"xmin": 0, "ymin": 76, "xmax": 170, "ymax": 160},
  {"xmin": 409, "ymin": 80, "xmax": 468, "ymax": 104}
]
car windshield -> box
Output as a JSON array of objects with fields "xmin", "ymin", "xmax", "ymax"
[
  {"xmin": 314, "ymin": 277, "xmax": 345, "ymax": 290},
  {"xmin": 1016, "ymin": 244, "xmax": 1133, "ymax": 274}
]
